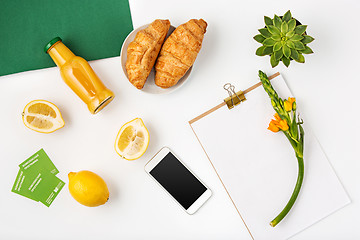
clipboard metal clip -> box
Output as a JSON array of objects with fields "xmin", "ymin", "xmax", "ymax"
[{"xmin": 223, "ymin": 83, "xmax": 246, "ymax": 109}]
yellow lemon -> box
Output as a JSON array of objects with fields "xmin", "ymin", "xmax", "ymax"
[
  {"xmin": 22, "ymin": 100, "xmax": 65, "ymax": 133},
  {"xmin": 68, "ymin": 170, "xmax": 109, "ymax": 207},
  {"xmin": 114, "ymin": 118, "xmax": 150, "ymax": 160}
]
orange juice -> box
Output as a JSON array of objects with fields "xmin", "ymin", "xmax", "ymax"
[{"xmin": 45, "ymin": 37, "xmax": 114, "ymax": 114}]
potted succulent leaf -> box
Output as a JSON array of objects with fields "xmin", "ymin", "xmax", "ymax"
[{"xmin": 254, "ymin": 10, "xmax": 314, "ymax": 67}]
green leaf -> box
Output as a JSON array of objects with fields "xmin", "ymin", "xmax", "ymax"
[
  {"xmin": 282, "ymin": 57, "xmax": 291, "ymax": 67},
  {"xmin": 274, "ymin": 50, "xmax": 283, "ymax": 61},
  {"xmin": 273, "ymin": 15, "xmax": 282, "ymax": 29},
  {"xmin": 254, "ymin": 34, "xmax": 266, "ymax": 43},
  {"xmin": 295, "ymin": 25, "xmax": 307, "ymax": 35},
  {"xmin": 299, "ymin": 124, "xmax": 304, "ymax": 146},
  {"xmin": 263, "ymin": 46, "xmax": 273, "ymax": 55},
  {"xmin": 290, "ymin": 111, "xmax": 298, "ymax": 139},
  {"xmin": 301, "ymin": 46, "xmax": 314, "ymax": 54},
  {"xmin": 294, "ymin": 41, "xmax": 305, "ymax": 50},
  {"xmin": 264, "ymin": 16, "xmax": 273, "ymax": 26},
  {"xmin": 295, "ymin": 53, "xmax": 305, "ymax": 63},
  {"xmin": 290, "ymin": 34, "xmax": 304, "ymax": 41},
  {"xmin": 283, "ymin": 44, "xmax": 291, "ymax": 58},
  {"xmin": 301, "ymin": 35, "xmax": 315, "ymax": 44},
  {"xmin": 286, "ymin": 31, "xmax": 295, "ymax": 38},
  {"xmin": 271, "ymin": 33, "xmax": 281, "ymax": 41},
  {"xmin": 281, "ymin": 21, "xmax": 288, "ymax": 33},
  {"xmin": 268, "ymin": 25, "xmax": 280, "ymax": 35},
  {"xmin": 273, "ymin": 42, "xmax": 282, "ymax": 52},
  {"xmin": 290, "ymin": 48, "xmax": 300, "ymax": 61},
  {"xmin": 263, "ymin": 38, "xmax": 276, "ymax": 46},
  {"xmin": 270, "ymin": 54, "xmax": 280, "ymax": 68},
  {"xmin": 286, "ymin": 40, "xmax": 295, "ymax": 49},
  {"xmin": 288, "ymin": 19, "xmax": 296, "ymax": 32},
  {"xmin": 285, "ymin": 131, "xmax": 297, "ymax": 149},
  {"xmin": 259, "ymin": 28, "xmax": 272, "ymax": 38},
  {"xmin": 256, "ymin": 46, "xmax": 266, "ymax": 56},
  {"xmin": 282, "ymin": 10, "xmax": 292, "ymax": 22}
]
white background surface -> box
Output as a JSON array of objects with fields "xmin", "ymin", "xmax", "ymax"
[{"xmin": 0, "ymin": 0, "xmax": 359, "ymax": 239}]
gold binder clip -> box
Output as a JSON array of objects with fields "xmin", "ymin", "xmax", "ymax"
[{"xmin": 223, "ymin": 83, "xmax": 246, "ymax": 109}]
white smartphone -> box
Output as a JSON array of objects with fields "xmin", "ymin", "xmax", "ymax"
[{"xmin": 144, "ymin": 147, "xmax": 212, "ymax": 214}]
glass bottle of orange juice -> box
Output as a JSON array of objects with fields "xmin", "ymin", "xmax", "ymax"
[{"xmin": 45, "ymin": 37, "xmax": 114, "ymax": 114}]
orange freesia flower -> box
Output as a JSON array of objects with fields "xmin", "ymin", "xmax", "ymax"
[
  {"xmin": 278, "ymin": 119, "xmax": 289, "ymax": 131},
  {"xmin": 268, "ymin": 113, "xmax": 289, "ymax": 132},
  {"xmin": 268, "ymin": 120, "xmax": 280, "ymax": 132},
  {"xmin": 274, "ymin": 113, "xmax": 281, "ymax": 121},
  {"xmin": 284, "ymin": 97, "xmax": 296, "ymax": 112}
]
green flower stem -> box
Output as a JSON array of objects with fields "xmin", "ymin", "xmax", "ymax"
[
  {"xmin": 270, "ymin": 154, "xmax": 304, "ymax": 227},
  {"xmin": 258, "ymin": 70, "xmax": 305, "ymax": 227}
]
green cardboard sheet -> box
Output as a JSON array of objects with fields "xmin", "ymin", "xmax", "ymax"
[{"xmin": 0, "ymin": 0, "xmax": 133, "ymax": 76}]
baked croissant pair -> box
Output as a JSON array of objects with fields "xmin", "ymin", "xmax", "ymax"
[{"xmin": 125, "ymin": 19, "xmax": 207, "ymax": 89}]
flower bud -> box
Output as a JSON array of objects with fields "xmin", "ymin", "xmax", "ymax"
[{"xmin": 284, "ymin": 97, "xmax": 296, "ymax": 111}]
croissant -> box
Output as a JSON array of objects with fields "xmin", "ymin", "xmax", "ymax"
[
  {"xmin": 155, "ymin": 19, "xmax": 207, "ymax": 88},
  {"xmin": 126, "ymin": 19, "xmax": 170, "ymax": 89}
]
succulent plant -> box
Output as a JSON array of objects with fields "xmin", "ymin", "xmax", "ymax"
[{"xmin": 254, "ymin": 10, "xmax": 314, "ymax": 67}]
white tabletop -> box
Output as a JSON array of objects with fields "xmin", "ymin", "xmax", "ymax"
[{"xmin": 1, "ymin": 0, "xmax": 359, "ymax": 239}]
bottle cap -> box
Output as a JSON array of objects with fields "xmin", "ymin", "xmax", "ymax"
[{"xmin": 44, "ymin": 37, "xmax": 62, "ymax": 53}]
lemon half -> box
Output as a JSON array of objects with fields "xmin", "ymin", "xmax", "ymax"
[
  {"xmin": 114, "ymin": 118, "xmax": 150, "ymax": 160},
  {"xmin": 22, "ymin": 100, "xmax": 65, "ymax": 133}
]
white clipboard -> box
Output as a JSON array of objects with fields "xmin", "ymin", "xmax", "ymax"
[{"xmin": 189, "ymin": 73, "xmax": 350, "ymax": 240}]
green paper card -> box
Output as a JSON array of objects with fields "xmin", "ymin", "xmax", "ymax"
[
  {"xmin": 19, "ymin": 149, "xmax": 59, "ymax": 175},
  {"xmin": 32, "ymin": 171, "xmax": 65, "ymax": 207},
  {"xmin": 12, "ymin": 169, "xmax": 39, "ymax": 201},
  {"xmin": 0, "ymin": 0, "xmax": 133, "ymax": 76},
  {"xmin": 13, "ymin": 148, "xmax": 64, "ymax": 206},
  {"xmin": 12, "ymin": 168, "xmax": 65, "ymax": 207}
]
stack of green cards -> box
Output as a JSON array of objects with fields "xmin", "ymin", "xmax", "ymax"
[{"xmin": 12, "ymin": 149, "xmax": 65, "ymax": 207}]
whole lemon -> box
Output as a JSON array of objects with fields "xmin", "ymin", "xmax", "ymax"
[{"xmin": 68, "ymin": 170, "xmax": 109, "ymax": 207}]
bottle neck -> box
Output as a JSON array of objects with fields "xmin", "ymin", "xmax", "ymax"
[{"xmin": 47, "ymin": 41, "xmax": 75, "ymax": 67}]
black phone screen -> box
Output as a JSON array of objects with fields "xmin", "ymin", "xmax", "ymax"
[{"xmin": 150, "ymin": 152, "xmax": 207, "ymax": 210}]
